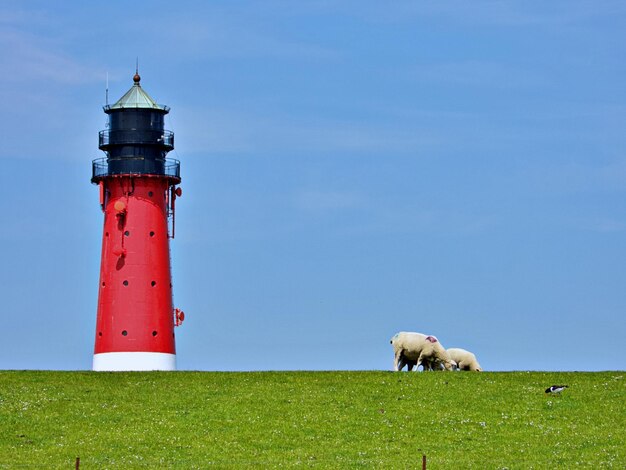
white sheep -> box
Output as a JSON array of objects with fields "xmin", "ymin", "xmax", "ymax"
[
  {"xmin": 447, "ymin": 347, "xmax": 482, "ymax": 371},
  {"xmin": 390, "ymin": 332, "xmax": 455, "ymax": 371}
]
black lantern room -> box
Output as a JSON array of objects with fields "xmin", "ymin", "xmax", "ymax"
[{"xmin": 92, "ymin": 73, "xmax": 179, "ymax": 182}]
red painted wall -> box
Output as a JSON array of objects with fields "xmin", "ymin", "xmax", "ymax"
[{"xmin": 94, "ymin": 176, "xmax": 176, "ymax": 354}]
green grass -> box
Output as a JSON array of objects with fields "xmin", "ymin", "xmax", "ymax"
[{"xmin": 0, "ymin": 371, "xmax": 623, "ymax": 468}]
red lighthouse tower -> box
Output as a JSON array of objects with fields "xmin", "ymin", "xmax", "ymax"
[{"xmin": 91, "ymin": 72, "xmax": 183, "ymax": 371}]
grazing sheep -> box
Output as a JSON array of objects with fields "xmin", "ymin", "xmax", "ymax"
[
  {"xmin": 390, "ymin": 332, "xmax": 455, "ymax": 371},
  {"xmin": 447, "ymin": 347, "xmax": 482, "ymax": 371}
]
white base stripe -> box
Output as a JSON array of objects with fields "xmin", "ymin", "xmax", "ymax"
[{"xmin": 93, "ymin": 352, "xmax": 176, "ymax": 371}]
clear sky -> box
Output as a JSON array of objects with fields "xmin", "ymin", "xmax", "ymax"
[{"xmin": 1, "ymin": 1, "xmax": 624, "ymax": 371}]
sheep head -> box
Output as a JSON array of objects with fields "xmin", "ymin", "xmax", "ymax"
[{"xmin": 442, "ymin": 359, "xmax": 455, "ymax": 371}]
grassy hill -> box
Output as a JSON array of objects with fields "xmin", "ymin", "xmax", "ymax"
[{"xmin": 0, "ymin": 371, "xmax": 623, "ymax": 468}]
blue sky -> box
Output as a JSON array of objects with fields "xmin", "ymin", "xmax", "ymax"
[{"xmin": 1, "ymin": 1, "xmax": 624, "ymax": 371}]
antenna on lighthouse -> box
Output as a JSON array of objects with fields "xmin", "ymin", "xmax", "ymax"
[
  {"xmin": 133, "ymin": 58, "xmax": 141, "ymax": 86},
  {"xmin": 105, "ymin": 71, "xmax": 109, "ymax": 106}
]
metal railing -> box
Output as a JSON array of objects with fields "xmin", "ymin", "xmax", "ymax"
[
  {"xmin": 91, "ymin": 157, "xmax": 180, "ymax": 181},
  {"xmin": 99, "ymin": 129, "xmax": 174, "ymax": 148}
]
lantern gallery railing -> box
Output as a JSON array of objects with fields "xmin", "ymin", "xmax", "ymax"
[{"xmin": 91, "ymin": 157, "xmax": 180, "ymax": 182}]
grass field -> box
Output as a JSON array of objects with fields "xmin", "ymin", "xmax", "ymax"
[{"xmin": 0, "ymin": 371, "xmax": 623, "ymax": 468}]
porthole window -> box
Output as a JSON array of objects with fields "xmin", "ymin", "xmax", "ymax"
[
  {"xmin": 123, "ymin": 280, "xmax": 129, "ymax": 286},
  {"xmin": 152, "ymin": 331, "xmax": 158, "ymax": 337},
  {"xmin": 105, "ymin": 232, "xmax": 109, "ymax": 237},
  {"xmin": 148, "ymin": 191, "xmax": 153, "ymax": 197},
  {"xmin": 98, "ymin": 332, "xmax": 102, "ymax": 337},
  {"xmin": 122, "ymin": 330, "xmax": 128, "ymax": 336},
  {"xmin": 124, "ymin": 230, "xmax": 130, "ymax": 236},
  {"xmin": 149, "ymin": 231, "xmax": 155, "ymax": 237},
  {"xmin": 151, "ymin": 281, "xmax": 156, "ymax": 287},
  {"xmin": 101, "ymin": 282, "xmax": 106, "ymax": 287}
]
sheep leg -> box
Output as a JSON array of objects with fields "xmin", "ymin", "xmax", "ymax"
[
  {"xmin": 401, "ymin": 354, "xmax": 414, "ymax": 371},
  {"xmin": 394, "ymin": 350, "xmax": 404, "ymax": 371},
  {"xmin": 417, "ymin": 353, "xmax": 428, "ymax": 371}
]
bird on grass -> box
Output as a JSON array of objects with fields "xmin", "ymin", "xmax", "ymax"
[{"xmin": 545, "ymin": 385, "xmax": 569, "ymax": 394}]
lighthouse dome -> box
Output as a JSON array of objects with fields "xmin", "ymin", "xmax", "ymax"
[{"xmin": 107, "ymin": 74, "xmax": 168, "ymax": 111}]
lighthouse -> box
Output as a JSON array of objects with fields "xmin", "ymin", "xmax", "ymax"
[{"xmin": 91, "ymin": 72, "xmax": 184, "ymax": 371}]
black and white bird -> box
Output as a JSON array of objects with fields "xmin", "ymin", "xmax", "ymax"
[{"xmin": 545, "ymin": 385, "xmax": 569, "ymax": 394}]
